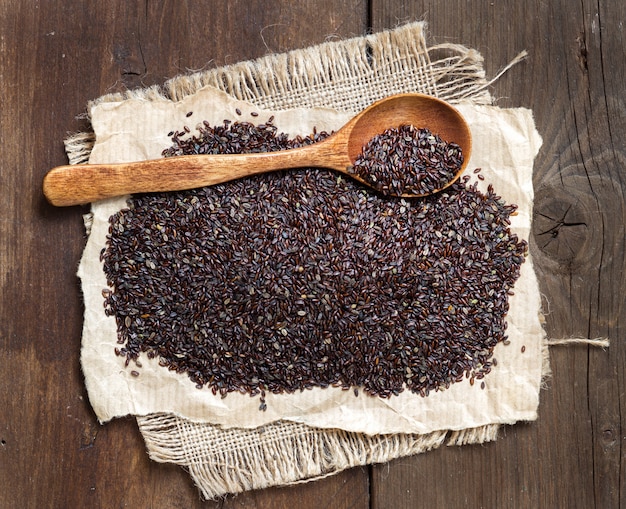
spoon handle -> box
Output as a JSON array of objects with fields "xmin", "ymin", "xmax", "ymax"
[{"xmin": 43, "ymin": 146, "xmax": 341, "ymax": 206}]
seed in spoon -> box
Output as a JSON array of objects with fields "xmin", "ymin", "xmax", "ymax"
[{"xmin": 348, "ymin": 125, "xmax": 464, "ymax": 197}]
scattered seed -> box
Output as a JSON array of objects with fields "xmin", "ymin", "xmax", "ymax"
[{"xmin": 102, "ymin": 117, "xmax": 527, "ymax": 409}]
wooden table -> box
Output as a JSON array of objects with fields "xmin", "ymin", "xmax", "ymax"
[{"xmin": 2, "ymin": 1, "xmax": 624, "ymax": 507}]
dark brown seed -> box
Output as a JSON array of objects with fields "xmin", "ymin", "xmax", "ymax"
[
  {"xmin": 102, "ymin": 117, "xmax": 527, "ymax": 410},
  {"xmin": 347, "ymin": 125, "xmax": 463, "ymax": 197},
  {"xmin": 186, "ymin": 111, "xmax": 193, "ymax": 117}
]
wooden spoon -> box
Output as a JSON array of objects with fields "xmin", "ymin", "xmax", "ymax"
[{"xmin": 43, "ymin": 93, "xmax": 472, "ymax": 206}]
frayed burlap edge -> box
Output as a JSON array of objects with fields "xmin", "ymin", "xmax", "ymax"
[
  {"xmin": 65, "ymin": 22, "xmax": 497, "ymax": 166},
  {"xmin": 66, "ymin": 21, "xmax": 558, "ymax": 500},
  {"xmin": 137, "ymin": 413, "xmax": 500, "ymax": 500}
]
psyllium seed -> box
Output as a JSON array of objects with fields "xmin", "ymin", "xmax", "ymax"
[
  {"xmin": 348, "ymin": 125, "xmax": 463, "ymax": 196},
  {"xmin": 103, "ymin": 118, "xmax": 527, "ymax": 409}
]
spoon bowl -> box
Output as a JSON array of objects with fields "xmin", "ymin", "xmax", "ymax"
[
  {"xmin": 43, "ymin": 93, "xmax": 472, "ymax": 206},
  {"xmin": 344, "ymin": 94, "xmax": 471, "ymax": 168}
]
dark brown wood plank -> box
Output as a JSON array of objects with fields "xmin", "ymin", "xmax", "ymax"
[
  {"xmin": 370, "ymin": 1, "xmax": 625, "ymax": 508},
  {"xmin": 0, "ymin": 2, "xmax": 368, "ymax": 508},
  {"xmin": 222, "ymin": 471, "xmax": 370, "ymax": 509},
  {"xmin": 5, "ymin": 0, "xmax": 624, "ymax": 507}
]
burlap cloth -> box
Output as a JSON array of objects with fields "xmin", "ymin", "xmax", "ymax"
[{"xmin": 69, "ymin": 22, "xmax": 547, "ymax": 499}]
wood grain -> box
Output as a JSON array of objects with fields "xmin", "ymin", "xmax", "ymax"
[
  {"xmin": 0, "ymin": 2, "xmax": 367, "ymax": 508},
  {"xmin": 370, "ymin": 1, "xmax": 626, "ymax": 508},
  {"xmin": 1, "ymin": 0, "xmax": 624, "ymax": 507}
]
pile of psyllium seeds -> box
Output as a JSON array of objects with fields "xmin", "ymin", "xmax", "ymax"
[
  {"xmin": 102, "ymin": 115, "xmax": 527, "ymax": 410},
  {"xmin": 349, "ymin": 125, "xmax": 463, "ymax": 196}
]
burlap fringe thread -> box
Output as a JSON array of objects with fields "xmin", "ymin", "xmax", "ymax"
[
  {"xmin": 545, "ymin": 337, "xmax": 610, "ymax": 347},
  {"xmin": 66, "ymin": 22, "xmax": 607, "ymax": 500},
  {"xmin": 137, "ymin": 413, "xmax": 500, "ymax": 499},
  {"xmin": 65, "ymin": 22, "xmax": 497, "ymax": 166}
]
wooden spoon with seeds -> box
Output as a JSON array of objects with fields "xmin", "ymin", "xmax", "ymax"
[{"xmin": 43, "ymin": 93, "xmax": 472, "ymax": 206}]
